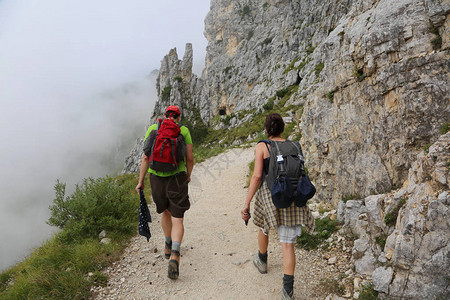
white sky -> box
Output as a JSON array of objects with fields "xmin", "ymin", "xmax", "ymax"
[{"xmin": 0, "ymin": 0, "xmax": 211, "ymax": 271}]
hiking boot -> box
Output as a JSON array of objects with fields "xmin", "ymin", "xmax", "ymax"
[
  {"xmin": 282, "ymin": 287, "xmax": 294, "ymax": 299},
  {"xmin": 167, "ymin": 250, "xmax": 180, "ymax": 279},
  {"xmin": 167, "ymin": 259, "xmax": 179, "ymax": 279},
  {"xmin": 253, "ymin": 253, "xmax": 267, "ymax": 274}
]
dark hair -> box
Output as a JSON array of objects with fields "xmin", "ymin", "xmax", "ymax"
[
  {"xmin": 165, "ymin": 111, "xmax": 180, "ymax": 119},
  {"xmin": 264, "ymin": 113, "xmax": 284, "ymax": 137}
]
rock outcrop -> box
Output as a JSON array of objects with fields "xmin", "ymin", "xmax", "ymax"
[{"xmin": 338, "ymin": 133, "xmax": 449, "ymax": 298}]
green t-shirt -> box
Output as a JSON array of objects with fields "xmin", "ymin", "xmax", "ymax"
[{"xmin": 144, "ymin": 122, "xmax": 192, "ymax": 177}]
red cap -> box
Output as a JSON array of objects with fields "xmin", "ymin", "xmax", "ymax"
[{"xmin": 165, "ymin": 105, "xmax": 181, "ymax": 115}]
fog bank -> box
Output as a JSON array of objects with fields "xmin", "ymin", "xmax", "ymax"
[{"xmin": 0, "ymin": 0, "xmax": 209, "ymax": 271}]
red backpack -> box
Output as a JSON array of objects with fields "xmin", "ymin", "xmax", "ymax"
[{"xmin": 143, "ymin": 118, "xmax": 186, "ymax": 172}]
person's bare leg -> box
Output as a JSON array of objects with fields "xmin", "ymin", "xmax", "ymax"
[
  {"xmin": 281, "ymin": 242, "xmax": 295, "ymax": 275},
  {"xmin": 281, "ymin": 242, "xmax": 295, "ymax": 297},
  {"xmin": 258, "ymin": 228, "xmax": 269, "ymax": 254},
  {"xmin": 161, "ymin": 210, "xmax": 172, "ymax": 257},
  {"xmin": 170, "ymin": 216, "xmax": 184, "ymax": 262}
]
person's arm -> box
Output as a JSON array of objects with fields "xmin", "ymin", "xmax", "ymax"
[
  {"xmin": 136, "ymin": 154, "xmax": 149, "ymax": 192},
  {"xmin": 241, "ymin": 143, "xmax": 266, "ymax": 221},
  {"xmin": 185, "ymin": 144, "xmax": 194, "ymax": 183}
]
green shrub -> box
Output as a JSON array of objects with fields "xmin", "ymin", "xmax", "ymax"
[
  {"xmin": 247, "ymin": 30, "xmax": 254, "ymax": 40},
  {"xmin": 297, "ymin": 217, "xmax": 340, "ymax": 250},
  {"xmin": 161, "ymin": 85, "xmax": 172, "ymax": 101},
  {"xmin": 384, "ymin": 198, "xmax": 406, "ymax": 227},
  {"xmin": 306, "ymin": 44, "xmax": 315, "ymax": 54},
  {"xmin": 1, "ymin": 173, "xmax": 138, "ymax": 299},
  {"xmin": 222, "ymin": 66, "xmax": 232, "ymax": 74},
  {"xmin": 314, "ymin": 62, "xmax": 324, "ymax": 77},
  {"xmin": 441, "ymin": 123, "xmax": 449, "ymax": 134},
  {"xmin": 241, "ymin": 5, "xmax": 250, "ymax": 16},
  {"xmin": 263, "ymin": 98, "xmax": 275, "ymax": 111},
  {"xmin": 276, "ymin": 88, "xmax": 289, "ymax": 98},
  {"xmin": 327, "ymin": 89, "xmax": 337, "ymax": 102},
  {"xmin": 262, "ymin": 37, "xmax": 273, "ymax": 45},
  {"xmin": 353, "ymin": 68, "xmax": 367, "ymax": 82},
  {"xmin": 342, "ymin": 194, "xmax": 357, "ymax": 203},
  {"xmin": 358, "ymin": 283, "xmax": 379, "ymax": 300},
  {"xmin": 48, "ymin": 176, "xmax": 137, "ymax": 242},
  {"xmin": 375, "ymin": 234, "xmax": 388, "ymax": 249},
  {"xmin": 430, "ymin": 25, "xmax": 442, "ymax": 50},
  {"xmin": 282, "ymin": 122, "xmax": 296, "ymax": 139},
  {"xmin": 173, "ymin": 76, "xmax": 182, "ymax": 83},
  {"xmin": 283, "ymin": 57, "xmax": 302, "ymax": 74}
]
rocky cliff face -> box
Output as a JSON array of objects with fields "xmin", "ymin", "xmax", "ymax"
[
  {"xmin": 123, "ymin": 1, "xmax": 449, "ymax": 297},
  {"xmin": 148, "ymin": 0, "xmax": 449, "ymax": 204},
  {"xmin": 338, "ymin": 133, "xmax": 449, "ymax": 299}
]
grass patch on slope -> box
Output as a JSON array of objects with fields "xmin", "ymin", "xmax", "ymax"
[
  {"xmin": 193, "ymin": 85, "xmax": 302, "ymax": 163},
  {"xmin": 297, "ymin": 217, "xmax": 340, "ymax": 250},
  {"xmin": 0, "ymin": 173, "xmax": 143, "ymax": 299}
]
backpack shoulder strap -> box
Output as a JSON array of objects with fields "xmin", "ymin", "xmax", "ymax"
[
  {"xmin": 257, "ymin": 139, "xmax": 271, "ymax": 153},
  {"xmin": 156, "ymin": 118, "xmax": 163, "ymax": 131},
  {"xmin": 288, "ymin": 140, "xmax": 304, "ymax": 162}
]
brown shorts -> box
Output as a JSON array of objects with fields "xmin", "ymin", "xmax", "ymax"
[{"xmin": 149, "ymin": 172, "xmax": 190, "ymax": 218}]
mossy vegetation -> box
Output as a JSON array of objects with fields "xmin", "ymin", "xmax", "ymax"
[
  {"xmin": 441, "ymin": 122, "xmax": 449, "ymax": 134},
  {"xmin": 297, "ymin": 217, "xmax": 340, "ymax": 250},
  {"xmin": 262, "ymin": 37, "xmax": 273, "ymax": 46},
  {"xmin": 161, "ymin": 85, "xmax": 172, "ymax": 101},
  {"xmin": 0, "ymin": 173, "xmax": 141, "ymax": 299},
  {"xmin": 384, "ymin": 198, "xmax": 406, "ymax": 227},
  {"xmin": 305, "ymin": 43, "xmax": 315, "ymax": 54},
  {"xmin": 326, "ymin": 89, "xmax": 337, "ymax": 102},
  {"xmin": 375, "ymin": 234, "xmax": 388, "ymax": 249},
  {"xmin": 358, "ymin": 283, "xmax": 379, "ymax": 300},
  {"xmin": 353, "ymin": 68, "xmax": 367, "ymax": 82},
  {"xmin": 430, "ymin": 25, "xmax": 442, "ymax": 50},
  {"xmin": 222, "ymin": 65, "xmax": 233, "ymax": 74},
  {"xmin": 314, "ymin": 62, "xmax": 325, "ymax": 77},
  {"xmin": 263, "ymin": 97, "xmax": 275, "ymax": 111},
  {"xmin": 247, "ymin": 30, "xmax": 254, "ymax": 40},
  {"xmin": 240, "ymin": 5, "xmax": 251, "ymax": 17},
  {"xmin": 342, "ymin": 194, "xmax": 358, "ymax": 203}
]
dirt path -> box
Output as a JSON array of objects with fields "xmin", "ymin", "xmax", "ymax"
[{"xmin": 93, "ymin": 147, "xmax": 354, "ymax": 300}]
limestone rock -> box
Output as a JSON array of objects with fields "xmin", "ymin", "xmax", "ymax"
[{"xmin": 372, "ymin": 266, "xmax": 393, "ymax": 293}]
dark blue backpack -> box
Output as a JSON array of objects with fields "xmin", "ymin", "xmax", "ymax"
[{"xmin": 260, "ymin": 140, "xmax": 316, "ymax": 208}]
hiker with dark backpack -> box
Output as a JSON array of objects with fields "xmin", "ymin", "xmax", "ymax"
[
  {"xmin": 136, "ymin": 105, "xmax": 194, "ymax": 280},
  {"xmin": 241, "ymin": 113, "xmax": 315, "ymax": 300}
]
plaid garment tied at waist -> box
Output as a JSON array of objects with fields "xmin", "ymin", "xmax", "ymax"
[{"xmin": 253, "ymin": 181, "xmax": 315, "ymax": 234}]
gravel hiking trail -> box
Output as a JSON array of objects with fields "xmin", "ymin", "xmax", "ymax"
[{"xmin": 93, "ymin": 147, "xmax": 349, "ymax": 300}]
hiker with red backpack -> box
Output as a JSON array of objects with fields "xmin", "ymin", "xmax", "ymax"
[
  {"xmin": 136, "ymin": 105, "xmax": 194, "ymax": 280},
  {"xmin": 241, "ymin": 113, "xmax": 315, "ymax": 300}
]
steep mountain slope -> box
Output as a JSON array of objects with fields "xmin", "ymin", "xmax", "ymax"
[
  {"xmin": 123, "ymin": 1, "xmax": 449, "ymax": 298},
  {"xmin": 132, "ymin": 0, "xmax": 448, "ymax": 204}
]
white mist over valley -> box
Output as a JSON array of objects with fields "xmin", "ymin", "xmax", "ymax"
[{"xmin": 0, "ymin": 0, "xmax": 209, "ymax": 271}]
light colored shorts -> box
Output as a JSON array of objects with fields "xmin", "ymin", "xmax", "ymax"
[
  {"xmin": 278, "ymin": 225, "xmax": 302, "ymax": 243},
  {"xmin": 259, "ymin": 225, "xmax": 302, "ymax": 243}
]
